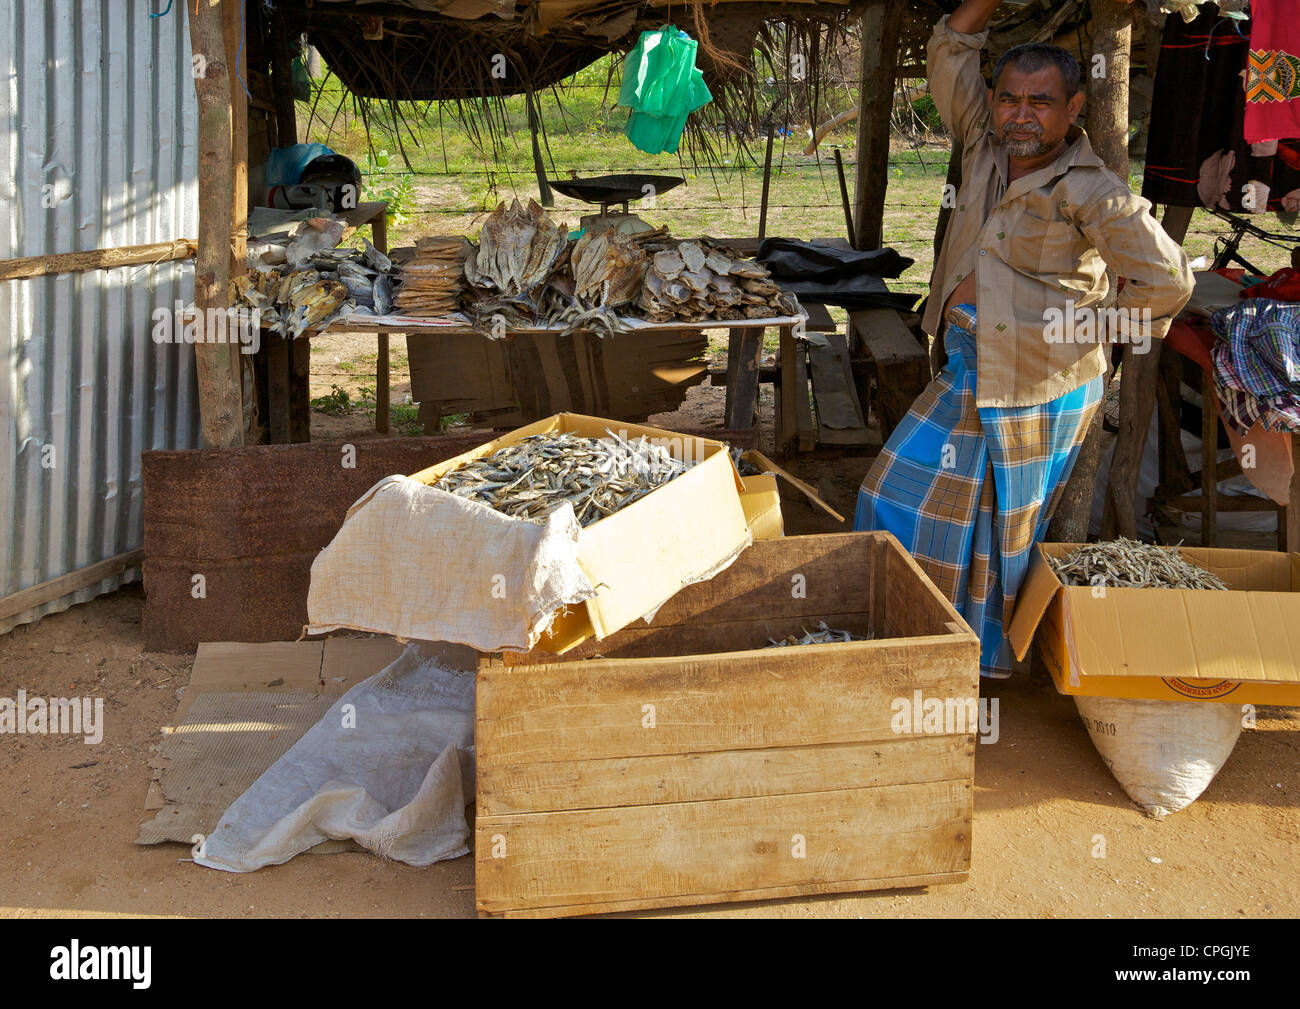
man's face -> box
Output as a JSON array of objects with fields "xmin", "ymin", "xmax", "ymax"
[{"xmin": 988, "ymin": 62, "xmax": 1085, "ymax": 159}]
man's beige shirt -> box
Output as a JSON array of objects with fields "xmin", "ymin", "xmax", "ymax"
[{"xmin": 924, "ymin": 15, "xmax": 1195, "ymax": 407}]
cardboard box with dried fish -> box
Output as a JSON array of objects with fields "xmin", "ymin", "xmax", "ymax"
[
  {"xmin": 1009, "ymin": 541, "xmax": 1300, "ymax": 704},
  {"xmin": 305, "ymin": 413, "xmax": 759, "ymax": 656}
]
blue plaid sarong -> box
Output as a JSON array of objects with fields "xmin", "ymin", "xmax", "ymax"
[{"xmin": 854, "ymin": 304, "xmax": 1103, "ymax": 676}]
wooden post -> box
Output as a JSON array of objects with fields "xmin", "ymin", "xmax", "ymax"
[
  {"xmin": 189, "ymin": 0, "xmax": 244, "ymax": 448},
  {"xmin": 834, "ymin": 149, "xmax": 855, "ymax": 249},
  {"xmin": 1051, "ymin": 0, "xmax": 1135, "ymax": 541},
  {"xmin": 270, "ymin": 7, "xmax": 298, "ymax": 147},
  {"xmin": 757, "ymin": 130, "xmax": 774, "ymax": 242},
  {"xmin": 372, "ymin": 210, "xmax": 391, "ymax": 435},
  {"xmin": 853, "ymin": 0, "xmax": 904, "ymax": 252},
  {"xmin": 224, "ymin": 1, "xmax": 254, "ymax": 442},
  {"xmin": 527, "ymin": 89, "xmax": 553, "ymax": 207}
]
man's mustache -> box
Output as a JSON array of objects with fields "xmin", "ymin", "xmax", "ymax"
[{"xmin": 1002, "ymin": 122, "xmax": 1043, "ymax": 137}]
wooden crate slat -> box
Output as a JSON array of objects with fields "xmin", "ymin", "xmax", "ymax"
[
  {"xmin": 479, "ymin": 732, "xmax": 974, "ymax": 816},
  {"xmin": 476, "ymin": 778, "xmax": 972, "ymax": 913},
  {"xmin": 478, "ymin": 642, "xmax": 976, "ymax": 764}
]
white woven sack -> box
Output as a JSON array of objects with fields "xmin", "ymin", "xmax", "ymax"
[{"xmin": 1075, "ymin": 695, "xmax": 1242, "ymax": 818}]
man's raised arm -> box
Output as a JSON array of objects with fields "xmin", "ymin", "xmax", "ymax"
[{"xmin": 927, "ymin": 0, "xmax": 1002, "ymax": 149}]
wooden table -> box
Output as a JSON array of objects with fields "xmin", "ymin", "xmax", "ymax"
[{"xmin": 1149, "ymin": 313, "xmax": 1300, "ymax": 551}]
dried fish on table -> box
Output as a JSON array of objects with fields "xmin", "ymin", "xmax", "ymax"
[
  {"xmin": 638, "ymin": 239, "xmax": 801, "ymax": 323},
  {"xmin": 766, "ymin": 621, "xmax": 868, "ymax": 647},
  {"xmin": 431, "ymin": 430, "xmax": 691, "ymax": 528},
  {"xmin": 393, "ymin": 236, "xmax": 468, "ymax": 317},
  {"xmin": 1047, "ymin": 537, "xmax": 1229, "ymax": 590}
]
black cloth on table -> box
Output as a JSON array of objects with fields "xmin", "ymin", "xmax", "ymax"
[{"xmin": 755, "ymin": 238, "xmax": 918, "ymax": 311}]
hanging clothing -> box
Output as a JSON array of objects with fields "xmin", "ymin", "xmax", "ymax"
[
  {"xmin": 1241, "ymin": 266, "xmax": 1300, "ymax": 301},
  {"xmin": 854, "ymin": 305, "xmax": 1103, "ymax": 676},
  {"xmin": 618, "ymin": 26, "xmax": 712, "ymax": 155},
  {"xmin": 1143, "ymin": 5, "xmax": 1300, "ymax": 213},
  {"xmin": 1210, "ymin": 298, "xmax": 1300, "ymax": 433},
  {"xmin": 1244, "ymin": 0, "xmax": 1300, "ymax": 143}
]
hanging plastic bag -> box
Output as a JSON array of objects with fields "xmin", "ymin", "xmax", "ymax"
[{"xmin": 619, "ymin": 25, "xmax": 713, "ymax": 155}]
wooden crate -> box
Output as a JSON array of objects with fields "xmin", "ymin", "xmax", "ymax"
[{"xmin": 475, "ymin": 531, "xmax": 980, "ymax": 918}]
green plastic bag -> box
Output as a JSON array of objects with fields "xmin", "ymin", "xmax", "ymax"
[{"xmin": 619, "ymin": 26, "xmax": 712, "ymax": 155}]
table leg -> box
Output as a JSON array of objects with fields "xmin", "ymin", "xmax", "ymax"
[
  {"xmin": 1283, "ymin": 435, "xmax": 1300, "ymax": 553},
  {"xmin": 725, "ymin": 327, "xmax": 764, "ymax": 431},
  {"xmin": 778, "ymin": 325, "xmax": 797, "ymax": 457},
  {"xmin": 376, "ymin": 332, "xmax": 391, "ymax": 434},
  {"xmin": 267, "ymin": 334, "xmax": 290, "ymax": 444},
  {"xmin": 1201, "ymin": 372, "xmax": 1218, "ymax": 548}
]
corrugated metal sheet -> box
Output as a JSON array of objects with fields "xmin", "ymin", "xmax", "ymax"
[{"xmin": 0, "ymin": 1, "xmax": 201, "ymax": 634}]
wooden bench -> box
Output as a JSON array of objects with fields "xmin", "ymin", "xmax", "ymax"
[{"xmin": 849, "ymin": 308, "xmax": 931, "ymax": 443}]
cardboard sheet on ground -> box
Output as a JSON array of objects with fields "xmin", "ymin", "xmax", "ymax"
[
  {"xmin": 195, "ymin": 640, "xmax": 476, "ymax": 873},
  {"xmin": 137, "ymin": 638, "xmax": 402, "ymax": 846}
]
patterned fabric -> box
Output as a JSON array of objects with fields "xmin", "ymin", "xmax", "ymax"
[
  {"xmin": 927, "ymin": 16, "xmax": 1192, "ymax": 408},
  {"xmin": 1244, "ymin": 0, "xmax": 1300, "ymax": 144},
  {"xmin": 1246, "ymin": 49, "xmax": 1300, "ymax": 105},
  {"xmin": 854, "ymin": 305, "xmax": 1103, "ymax": 676},
  {"xmin": 1210, "ymin": 298, "xmax": 1300, "ymax": 434}
]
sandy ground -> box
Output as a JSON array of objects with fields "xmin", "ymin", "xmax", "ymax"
[
  {"xmin": 1, "ymin": 590, "xmax": 1297, "ymax": 919},
  {"xmin": 2, "ymin": 365, "xmax": 1298, "ymax": 919}
]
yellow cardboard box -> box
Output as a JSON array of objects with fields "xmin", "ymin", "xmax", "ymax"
[
  {"xmin": 737, "ymin": 450, "xmax": 844, "ymax": 540},
  {"xmin": 1008, "ymin": 543, "xmax": 1300, "ymax": 704},
  {"xmin": 409, "ymin": 413, "xmax": 753, "ymax": 654}
]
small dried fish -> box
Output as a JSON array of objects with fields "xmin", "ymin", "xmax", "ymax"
[
  {"xmin": 1047, "ymin": 537, "xmax": 1228, "ymax": 590},
  {"xmin": 431, "ymin": 430, "xmax": 692, "ymax": 527},
  {"xmin": 766, "ymin": 621, "xmax": 866, "ymax": 647}
]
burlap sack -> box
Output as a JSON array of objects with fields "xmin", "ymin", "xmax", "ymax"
[{"xmin": 305, "ymin": 475, "xmax": 596, "ymax": 652}]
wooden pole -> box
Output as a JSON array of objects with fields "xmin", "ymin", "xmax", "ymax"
[
  {"xmin": 834, "ymin": 148, "xmax": 856, "ymax": 248},
  {"xmin": 527, "ymin": 89, "xmax": 553, "ymax": 207},
  {"xmin": 188, "ymin": 0, "xmax": 244, "ymax": 449},
  {"xmin": 1052, "ymin": 0, "xmax": 1138, "ymax": 542},
  {"xmin": 270, "ymin": 7, "xmax": 298, "ymax": 147},
  {"xmin": 853, "ymin": 0, "xmax": 904, "ymax": 252},
  {"xmin": 757, "ymin": 129, "xmax": 774, "ymax": 242},
  {"xmin": 224, "ymin": 1, "xmax": 255, "ymax": 442},
  {"xmin": 0, "ymin": 240, "xmax": 195, "ymax": 280}
]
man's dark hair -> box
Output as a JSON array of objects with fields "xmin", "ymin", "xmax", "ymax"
[{"xmin": 991, "ymin": 43, "xmax": 1082, "ymax": 98}]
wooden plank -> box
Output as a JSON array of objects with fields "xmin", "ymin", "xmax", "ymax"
[
  {"xmin": 475, "ymin": 778, "xmax": 972, "ymax": 913},
  {"xmin": 808, "ymin": 331, "xmax": 871, "ymax": 446},
  {"xmin": 850, "ymin": 307, "xmax": 929, "ymax": 440},
  {"xmin": 477, "ymin": 643, "xmax": 974, "ymax": 765},
  {"xmin": 507, "ymin": 611, "xmax": 876, "ymax": 667},
  {"xmin": 1159, "ymin": 495, "xmax": 1277, "ymax": 513},
  {"xmin": 479, "ymin": 733, "xmax": 974, "ymax": 815},
  {"xmin": 884, "ymin": 535, "xmax": 977, "ymax": 641},
  {"xmin": 0, "ymin": 240, "xmax": 195, "ymax": 281},
  {"xmin": 794, "ymin": 336, "xmax": 816, "ymax": 452},
  {"xmin": 482, "ymin": 870, "xmax": 970, "ymax": 918},
  {"xmin": 801, "ymin": 301, "xmax": 835, "ymax": 332},
  {"xmin": 0, "ymin": 550, "xmax": 144, "ymax": 624},
  {"xmin": 778, "ymin": 324, "xmax": 799, "ymax": 456},
  {"xmin": 725, "ymin": 327, "xmax": 764, "ymax": 429},
  {"xmin": 1202, "ymin": 372, "xmax": 1219, "ymax": 547},
  {"xmin": 289, "ymin": 335, "xmax": 312, "ymax": 442},
  {"xmin": 267, "ymin": 334, "xmax": 290, "ymax": 444},
  {"xmin": 1285, "ymin": 436, "xmax": 1300, "ymax": 553}
]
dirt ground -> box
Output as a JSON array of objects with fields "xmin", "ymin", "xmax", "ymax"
[{"xmin": 2, "ymin": 370, "xmax": 1297, "ymax": 919}]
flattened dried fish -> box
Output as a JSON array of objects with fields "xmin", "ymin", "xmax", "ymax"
[{"xmin": 766, "ymin": 621, "xmax": 867, "ymax": 647}]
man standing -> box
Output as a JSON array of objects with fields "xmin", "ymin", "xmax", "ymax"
[{"xmin": 855, "ymin": 0, "xmax": 1194, "ymax": 675}]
